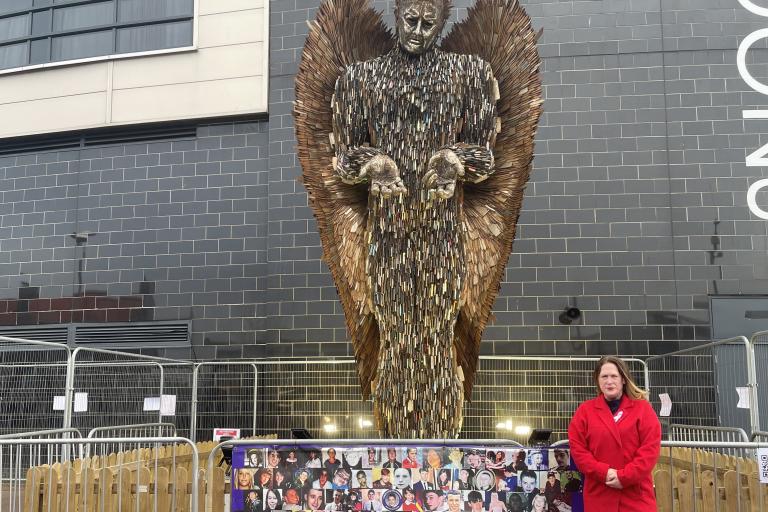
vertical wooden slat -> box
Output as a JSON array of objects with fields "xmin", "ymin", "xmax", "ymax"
[
  {"xmin": 24, "ymin": 467, "xmax": 43, "ymax": 512},
  {"xmin": 118, "ymin": 468, "xmax": 132, "ymax": 512},
  {"xmin": 156, "ymin": 467, "xmax": 170, "ymax": 512},
  {"xmin": 133, "ymin": 466, "xmax": 151, "ymax": 511},
  {"xmin": 701, "ymin": 470, "xmax": 717, "ymax": 512},
  {"xmin": 725, "ymin": 470, "xmax": 740, "ymax": 512},
  {"xmin": 97, "ymin": 467, "xmax": 115, "ymax": 512},
  {"xmin": 59, "ymin": 463, "xmax": 77, "ymax": 512},
  {"xmin": 654, "ymin": 469, "xmax": 673, "ymax": 512},
  {"xmin": 175, "ymin": 467, "xmax": 189, "ymax": 512},
  {"xmin": 677, "ymin": 469, "xmax": 694, "ymax": 512},
  {"xmin": 211, "ymin": 467, "xmax": 226, "ymax": 512}
]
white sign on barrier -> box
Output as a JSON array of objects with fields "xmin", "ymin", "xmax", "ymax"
[
  {"xmin": 160, "ymin": 394, "xmax": 176, "ymax": 416},
  {"xmin": 659, "ymin": 393, "xmax": 672, "ymax": 417},
  {"xmin": 143, "ymin": 397, "xmax": 160, "ymax": 411},
  {"xmin": 74, "ymin": 393, "xmax": 88, "ymax": 412},
  {"xmin": 736, "ymin": 387, "xmax": 751, "ymax": 409},
  {"xmin": 758, "ymin": 448, "xmax": 768, "ymax": 483},
  {"xmin": 52, "ymin": 396, "xmax": 66, "ymax": 411}
]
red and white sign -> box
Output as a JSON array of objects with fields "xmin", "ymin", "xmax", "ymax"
[{"xmin": 213, "ymin": 428, "xmax": 241, "ymax": 441}]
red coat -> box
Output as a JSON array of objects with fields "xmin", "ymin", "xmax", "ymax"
[{"xmin": 568, "ymin": 395, "xmax": 661, "ymax": 512}]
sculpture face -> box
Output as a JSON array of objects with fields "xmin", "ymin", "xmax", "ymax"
[{"xmin": 397, "ymin": 0, "xmax": 443, "ymax": 54}]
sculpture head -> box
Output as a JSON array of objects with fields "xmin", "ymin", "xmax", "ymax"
[{"xmin": 395, "ymin": 0, "xmax": 451, "ymax": 54}]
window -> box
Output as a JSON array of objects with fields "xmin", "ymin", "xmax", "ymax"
[{"xmin": 0, "ymin": 0, "xmax": 194, "ymax": 72}]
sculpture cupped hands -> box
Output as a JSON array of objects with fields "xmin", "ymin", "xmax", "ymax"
[
  {"xmin": 424, "ymin": 149, "xmax": 464, "ymax": 200},
  {"xmin": 363, "ymin": 154, "xmax": 408, "ymax": 197}
]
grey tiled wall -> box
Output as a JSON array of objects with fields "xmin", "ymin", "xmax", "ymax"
[
  {"xmin": 266, "ymin": 0, "xmax": 768, "ymax": 358},
  {"xmin": 0, "ymin": 122, "xmax": 270, "ymax": 359},
  {"xmin": 2, "ymin": 0, "xmax": 768, "ymax": 362}
]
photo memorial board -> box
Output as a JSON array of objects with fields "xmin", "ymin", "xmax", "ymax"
[{"xmin": 230, "ymin": 445, "xmax": 583, "ymax": 512}]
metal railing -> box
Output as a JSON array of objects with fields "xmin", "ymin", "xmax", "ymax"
[{"xmin": 646, "ymin": 336, "xmax": 760, "ymax": 435}]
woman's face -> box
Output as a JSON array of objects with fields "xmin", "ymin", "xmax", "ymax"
[
  {"xmin": 405, "ymin": 491, "xmax": 415, "ymax": 503},
  {"xmin": 276, "ymin": 471, "xmax": 285, "ymax": 484},
  {"xmin": 346, "ymin": 450, "xmax": 363, "ymax": 466},
  {"xmin": 532, "ymin": 453, "xmax": 543, "ymax": 465},
  {"xmin": 300, "ymin": 471, "xmax": 309, "ymax": 482},
  {"xmin": 599, "ymin": 362, "xmax": 625, "ymax": 400},
  {"xmin": 268, "ymin": 490, "xmax": 279, "ymax": 509},
  {"xmin": 495, "ymin": 452, "xmax": 504, "ymax": 463},
  {"xmin": 260, "ymin": 472, "xmax": 271, "ymax": 486},
  {"xmin": 427, "ymin": 450, "xmax": 440, "ymax": 467},
  {"xmin": 532, "ymin": 496, "xmax": 546, "ymax": 512},
  {"xmin": 439, "ymin": 471, "xmax": 448, "ymax": 483},
  {"xmin": 238, "ymin": 470, "xmax": 251, "ymax": 488}
]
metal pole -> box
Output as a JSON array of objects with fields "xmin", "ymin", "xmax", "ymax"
[
  {"xmin": 191, "ymin": 363, "xmax": 200, "ymax": 443},
  {"xmin": 252, "ymin": 363, "xmax": 258, "ymax": 437},
  {"xmin": 747, "ymin": 333, "xmax": 762, "ymax": 434},
  {"xmin": 158, "ymin": 362, "xmax": 165, "ymax": 425}
]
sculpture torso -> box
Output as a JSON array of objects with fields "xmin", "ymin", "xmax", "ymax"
[{"xmin": 334, "ymin": 47, "xmax": 496, "ymax": 437}]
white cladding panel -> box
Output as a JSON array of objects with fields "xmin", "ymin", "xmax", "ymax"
[{"xmin": 0, "ymin": 0, "xmax": 267, "ymax": 140}]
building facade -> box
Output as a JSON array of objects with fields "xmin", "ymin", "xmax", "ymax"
[{"xmin": 1, "ymin": 0, "xmax": 768, "ymax": 364}]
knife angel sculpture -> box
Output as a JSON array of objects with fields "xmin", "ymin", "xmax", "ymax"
[{"xmin": 295, "ymin": 0, "xmax": 542, "ymax": 437}]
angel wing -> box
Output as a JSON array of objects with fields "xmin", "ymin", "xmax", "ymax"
[
  {"xmin": 441, "ymin": 0, "xmax": 543, "ymax": 398},
  {"xmin": 294, "ymin": 0, "xmax": 394, "ymax": 397}
]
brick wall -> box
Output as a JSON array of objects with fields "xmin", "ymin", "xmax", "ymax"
[
  {"xmin": 265, "ymin": 0, "xmax": 768, "ymax": 357},
  {"xmin": 2, "ymin": 0, "xmax": 768, "ymax": 361}
]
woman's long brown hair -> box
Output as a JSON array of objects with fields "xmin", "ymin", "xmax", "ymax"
[{"xmin": 593, "ymin": 355, "xmax": 648, "ymax": 400}]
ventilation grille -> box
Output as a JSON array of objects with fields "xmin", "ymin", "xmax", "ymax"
[
  {"xmin": 0, "ymin": 322, "xmax": 190, "ymax": 348},
  {"xmin": 0, "ymin": 124, "xmax": 197, "ymax": 157},
  {"xmin": 74, "ymin": 323, "xmax": 190, "ymax": 348},
  {"xmin": 0, "ymin": 327, "xmax": 69, "ymax": 343}
]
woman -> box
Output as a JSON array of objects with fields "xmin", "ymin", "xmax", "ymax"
[
  {"xmin": 295, "ymin": 469, "xmax": 311, "ymax": 489},
  {"xmin": 425, "ymin": 449, "xmax": 442, "ymax": 470},
  {"xmin": 255, "ymin": 468, "xmax": 272, "ymax": 489},
  {"xmin": 236, "ymin": 469, "xmax": 254, "ymax": 490},
  {"xmin": 527, "ymin": 451, "xmax": 547, "ymax": 471},
  {"xmin": 530, "ymin": 495, "xmax": 547, "ymax": 512},
  {"xmin": 274, "ymin": 468, "xmax": 289, "ymax": 489},
  {"xmin": 264, "ymin": 489, "xmax": 283, "ymax": 512},
  {"xmin": 437, "ymin": 469, "xmax": 452, "ymax": 491},
  {"xmin": 485, "ymin": 451, "xmax": 504, "ymax": 470},
  {"xmin": 568, "ymin": 356, "xmax": 661, "ymax": 512},
  {"xmin": 348, "ymin": 490, "xmax": 364, "ymax": 511},
  {"xmin": 306, "ymin": 450, "xmax": 322, "ymax": 468},
  {"xmin": 285, "ymin": 450, "xmax": 300, "ymax": 471}
]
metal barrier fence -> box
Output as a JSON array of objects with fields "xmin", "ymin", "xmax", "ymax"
[
  {"xmin": 753, "ymin": 431, "xmax": 768, "ymax": 442},
  {"xmin": 646, "ymin": 336, "xmax": 760, "ymax": 435},
  {"xmin": 249, "ymin": 356, "xmax": 647, "ymax": 442},
  {"xmin": 0, "ymin": 337, "xmax": 71, "ymax": 437},
  {"xmin": 669, "ymin": 424, "xmax": 750, "ymax": 443},
  {"xmin": 190, "ymin": 362, "xmax": 257, "ymax": 442},
  {"xmin": 751, "ymin": 330, "xmax": 768, "ymax": 433},
  {"xmin": 0, "ymin": 334, "xmax": 651, "ymax": 442},
  {"xmin": 87, "ymin": 423, "xmax": 177, "ymax": 439},
  {"xmin": 0, "ymin": 436, "xmax": 199, "ymax": 512}
]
